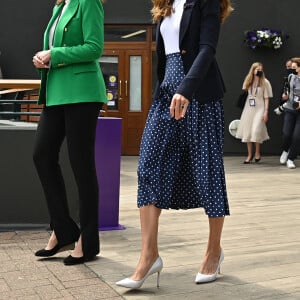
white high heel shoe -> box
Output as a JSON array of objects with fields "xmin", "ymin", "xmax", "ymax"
[
  {"xmin": 195, "ymin": 250, "xmax": 224, "ymax": 284},
  {"xmin": 116, "ymin": 256, "xmax": 163, "ymax": 289}
]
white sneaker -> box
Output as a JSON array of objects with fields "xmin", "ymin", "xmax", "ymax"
[
  {"xmin": 286, "ymin": 159, "xmax": 296, "ymax": 169},
  {"xmin": 280, "ymin": 151, "xmax": 289, "ymax": 164}
]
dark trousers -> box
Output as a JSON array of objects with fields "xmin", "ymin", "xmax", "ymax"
[
  {"xmin": 282, "ymin": 110, "xmax": 300, "ymax": 161},
  {"xmin": 33, "ymin": 102, "xmax": 102, "ymax": 258}
]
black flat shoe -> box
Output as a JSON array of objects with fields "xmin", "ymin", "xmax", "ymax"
[
  {"xmin": 63, "ymin": 255, "xmax": 96, "ymax": 266},
  {"xmin": 35, "ymin": 242, "xmax": 75, "ymax": 257}
]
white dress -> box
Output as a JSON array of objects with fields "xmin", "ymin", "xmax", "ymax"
[{"xmin": 236, "ymin": 79, "xmax": 273, "ymax": 143}]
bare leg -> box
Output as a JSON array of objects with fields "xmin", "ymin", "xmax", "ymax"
[
  {"xmin": 131, "ymin": 204, "xmax": 161, "ymax": 280},
  {"xmin": 245, "ymin": 142, "xmax": 253, "ymax": 162},
  {"xmin": 44, "ymin": 231, "xmax": 80, "ymax": 253},
  {"xmin": 70, "ymin": 235, "xmax": 83, "ymax": 258},
  {"xmin": 45, "ymin": 231, "xmax": 58, "ymax": 250},
  {"xmin": 199, "ymin": 216, "xmax": 224, "ymax": 274},
  {"xmin": 255, "ymin": 142, "xmax": 261, "ymax": 159}
]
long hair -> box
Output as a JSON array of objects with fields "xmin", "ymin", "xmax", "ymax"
[
  {"xmin": 151, "ymin": 0, "xmax": 234, "ymax": 23},
  {"xmin": 56, "ymin": 0, "xmax": 105, "ymax": 4},
  {"xmin": 243, "ymin": 62, "xmax": 267, "ymax": 90}
]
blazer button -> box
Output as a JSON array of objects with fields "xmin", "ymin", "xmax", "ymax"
[
  {"xmin": 64, "ymin": 27, "xmax": 68, "ymax": 32},
  {"xmin": 181, "ymin": 50, "xmax": 187, "ymax": 54},
  {"xmin": 63, "ymin": 44, "xmax": 67, "ymax": 47}
]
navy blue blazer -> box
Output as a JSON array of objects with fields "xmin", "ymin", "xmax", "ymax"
[{"xmin": 154, "ymin": 0, "xmax": 226, "ymax": 104}]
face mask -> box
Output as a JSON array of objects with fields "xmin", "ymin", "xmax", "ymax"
[
  {"xmin": 292, "ymin": 69, "xmax": 298, "ymax": 75},
  {"xmin": 256, "ymin": 70, "xmax": 263, "ymax": 77},
  {"xmin": 286, "ymin": 68, "xmax": 296, "ymax": 76}
]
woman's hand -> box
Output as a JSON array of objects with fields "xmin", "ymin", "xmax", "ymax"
[
  {"xmin": 32, "ymin": 50, "xmax": 51, "ymax": 69},
  {"xmin": 169, "ymin": 93, "xmax": 189, "ymax": 120},
  {"xmin": 282, "ymin": 93, "xmax": 289, "ymax": 101}
]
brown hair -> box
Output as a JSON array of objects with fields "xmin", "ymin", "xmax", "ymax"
[
  {"xmin": 151, "ymin": 0, "xmax": 233, "ymax": 23},
  {"xmin": 291, "ymin": 57, "xmax": 300, "ymax": 67},
  {"xmin": 56, "ymin": 0, "xmax": 105, "ymax": 5},
  {"xmin": 243, "ymin": 62, "xmax": 267, "ymax": 90}
]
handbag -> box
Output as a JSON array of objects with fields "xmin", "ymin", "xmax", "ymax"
[{"xmin": 236, "ymin": 90, "xmax": 248, "ymax": 109}]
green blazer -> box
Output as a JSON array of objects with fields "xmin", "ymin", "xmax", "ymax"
[{"xmin": 38, "ymin": 0, "xmax": 107, "ymax": 106}]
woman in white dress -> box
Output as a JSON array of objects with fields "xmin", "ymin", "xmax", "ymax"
[{"xmin": 236, "ymin": 62, "xmax": 273, "ymax": 163}]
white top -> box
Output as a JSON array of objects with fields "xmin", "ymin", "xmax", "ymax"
[
  {"xmin": 49, "ymin": 0, "xmax": 71, "ymax": 49},
  {"xmin": 160, "ymin": 0, "xmax": 185, "ymax": 55}
]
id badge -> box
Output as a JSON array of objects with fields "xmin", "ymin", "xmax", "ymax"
[{"xmin": 249, "ymin": 98, "xmax": 256, "ymax": 106}]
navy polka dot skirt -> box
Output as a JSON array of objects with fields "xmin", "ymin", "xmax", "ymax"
[{"xmin": 137, "ymin": 52, "xmax": 230, "ymax": 217}]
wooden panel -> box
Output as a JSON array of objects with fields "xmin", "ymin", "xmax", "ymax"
[
  {"xmin": 0, "ymin": 79, "xmax": 40, "ymax": 89},
  {"xmin": 127, "ymin": 115, "xmax": 143, "ymax": 128}
]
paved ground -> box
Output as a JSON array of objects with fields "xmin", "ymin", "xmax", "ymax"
[{"xmin": 0, "ymin": 156, "xmax": 299, "ymax": 299}]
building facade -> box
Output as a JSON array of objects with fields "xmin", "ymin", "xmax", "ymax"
[{"xmin": 1, "ymin": 0, "xmax": 300, "ymax": 154}]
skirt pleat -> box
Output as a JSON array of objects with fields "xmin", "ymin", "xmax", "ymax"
[{"xmin": 137, "ymin": 53, "xmax": 230, "ymax": 217}]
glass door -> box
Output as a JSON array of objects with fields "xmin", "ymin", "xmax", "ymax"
[
  {"xmin": 99, "ymin": 50, "xmax": 124, "ymax": 116},
  {"xmin": 99, "ymin": 49, "xmax": 151, "ymax": 155}
]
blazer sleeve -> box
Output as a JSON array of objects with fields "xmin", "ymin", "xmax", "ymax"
[
  {"xmin": 176, "ymin": 0, "xmax": 221, "ymax": 100},
  {"xmin": 51, "ymin": 0, "xmax": 104, "ymax": 67}
]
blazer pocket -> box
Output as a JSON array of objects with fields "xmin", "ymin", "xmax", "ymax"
[{"xmin": 73, "ymin": 63, "xmax": 97, "ymax": 74}]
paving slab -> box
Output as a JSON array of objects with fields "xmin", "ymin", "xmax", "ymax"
[{"xmin": 0, "ymin": 156, "xmax": 299, "ymax": 300}]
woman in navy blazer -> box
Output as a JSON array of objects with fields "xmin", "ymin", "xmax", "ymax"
[
  {"xmin": 116, "ymin": 0, "xmax": 233, "ymax": 289},
  {"xmin": 155, "ymin": 0, "xmax": 226, "ymax": 104}
]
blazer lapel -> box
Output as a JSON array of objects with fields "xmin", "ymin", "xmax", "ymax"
[
  {"xmin": 157, "ymin": 0, "xmax": 203, "ymax": 51},
  {"xmin": 156, "ymin": 18, "xmax": 164, "ymax": 53},
  {"xmin": 179, "ymin": 0, "xmax": 198, "ymax": 46},
  {"xmin": 43, "ymin": 4, "xmax": 64, "ymax": 50},
  {"xmin": 53, "ymin": 0, "xmax": 79, "ymax": 46}
]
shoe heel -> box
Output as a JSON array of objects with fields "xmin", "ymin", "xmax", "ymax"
[
  {"xmin": 156, "ymin": 271, "xmax": 161, "ymax": 288},
  {"xmin": 116, "ymin": 256, "xmax": 163, "ymax": 289}
]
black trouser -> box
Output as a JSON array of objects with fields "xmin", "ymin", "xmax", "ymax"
[
  {"xmin": 33, "ymin": 102, "xmax": 102, "ymax": 258},
  {"xmin": 282, "ymin": 109, "xmax": 300, "ymax": 161}
]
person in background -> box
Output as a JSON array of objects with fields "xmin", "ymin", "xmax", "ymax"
[
  {"xmin": 279, "ymin": 57, "xmax": 300, "ymax": 169},
  {"xmin": 274, "ymin": 58, "xmax": 295, "ymax": 115},
  {"xmin": 236, "ymin": 62, "xmax": 273, "ymax": 163},
  {"xmin": 116, "ymin": 0, "xmax": 233, "ymax": 289},
  {"xmin": 32, "ymin": 0, "xmax": 107, "ymax": 265}
]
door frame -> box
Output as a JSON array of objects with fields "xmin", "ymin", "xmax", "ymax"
[{"xmin": 102, "ymin": 25, "xmax": 155, "ymax": 155}]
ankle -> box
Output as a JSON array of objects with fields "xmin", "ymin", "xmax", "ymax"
[
  {"xmin": 200, "ymin": 250, "xmax": 222, "ymax": 274},
  {"xmin": 45, "ymin": 236, "xmax": 58, "ymax": 250},
  {"xmin": 70, "ymin": 236, "xmax": 83, "ymax": 257},
  {"xmin": 204, "ymin": 247, "xmax": 222, "ymax": 257},
  {"xmin": 132, "ymin": 254, "xmax": 159, "ymax": 280}
]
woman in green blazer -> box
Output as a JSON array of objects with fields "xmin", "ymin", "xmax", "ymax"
[{"xmin": 32, "ymin": 0, "xmax": 107, "ymax": 265}]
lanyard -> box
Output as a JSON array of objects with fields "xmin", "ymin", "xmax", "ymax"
[{"xmin": 250, "ymin": 83, "xmax": 259, "ymax": 97}]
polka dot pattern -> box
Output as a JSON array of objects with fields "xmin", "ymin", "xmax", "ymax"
[{"xmin": 137, "ymin": 52, "xmax": 230, "ymax": 217}]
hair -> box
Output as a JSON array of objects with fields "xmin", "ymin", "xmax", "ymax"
[
  {"xmin": 291, "ymin": 57, "xmax": 300, "ymax": 67},
  {"xmin": 151, "ymin": 0, "xmax": 234, "ymax": 23},
  {"xmin": 243, "ymin": 62, "xmax": 267, "ymax": 90},
  {"xmin": 56, "ymin": 0, "xmax": 105, "ymax": 4}
]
